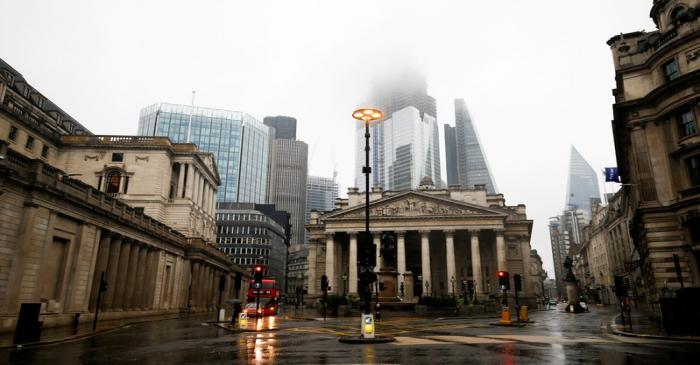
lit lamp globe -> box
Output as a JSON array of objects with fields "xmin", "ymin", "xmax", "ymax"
[{"xmin": 352, "ymin": 108, "xmax": 383, "ymax": 123}]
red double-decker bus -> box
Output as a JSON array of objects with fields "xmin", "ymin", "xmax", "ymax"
[{"xmin": 246, "ymin": 279, "xmax": 279, "ymax": 316}]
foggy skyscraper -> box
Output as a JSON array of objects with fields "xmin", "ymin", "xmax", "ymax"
[
  {"xmin": 565, "ymin": 146, "xmax": 601, "ymax": 220},
  {"xmin": 355, "ymin": 70, "xmax": 441, "ymax": 190},
  {"xmin": 445, "ymin": 99, "xmax": 497, "ymax": 193}
]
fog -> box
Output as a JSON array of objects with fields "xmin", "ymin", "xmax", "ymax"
[{"xmin": 0, "ymin": 0, "xmax": 658, "ymax": 275}]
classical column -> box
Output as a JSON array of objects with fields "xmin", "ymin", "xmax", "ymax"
[
  {"xmin": 420, "ymin": 230, "xmax": 432, "ymax": 295},
  {"xmin": 325, "ymin": 233, "xmax": 335, "ymax": 293},
  {"xmin": 177, "ymin": 162, "xmax": 186, "ymax": 198},
  {"xmin": 496, "ymin": 229, "xmax": 507, "ymax": 272},
  {"xmin": 123, "ymin": 242, "xmax": 141, "ymax": 310},
  {"xmin": 185, "ymin": 164, "xmax": 195, "ymax": 199},
  {"xmin": 90, "ymin": 230, "xmax": 112, "ymax": 311},
  {"xmin": 133, "ymin": 244, "xmax": 149, "ymax": 310},
  {"xmin": 444, "ymin": 230, "xmax": 456, "ymax": 295},
  {"xmin": 102, "ymin": 234, "xmax": 123, "ymax": 311},
  {"xmin": 396, "ymin": 231, "xmax": 406, "ymax": 285},
  {"xmin": 520, "ymin": 237, "xmax": 532, "ymax": 296},
  {"xmin": 199, "ymin": 176, "xmax": 206, "ymax": 207},
  {"xmin": 470, "ymin": 230, "xmax": 483, "ymax": 296},
  {"xmin": 348, "ymin": 232, "xmax": 358, "ymax": 294},
  {"xmin": 373, "ymin": 232, "xmax": 382, "ymax": 272},
  {"xmin": 191, "ymin": 262, "xmax": 201, "ymax": 308},
  {"xmin": 113, "ymin": 238, "xmax": 133, "ymax": 311},
  {"xmin": 143, "ymin": 249, "xmax": 159, "ymax": 310},
  {"xmin": 307, "ymin": 242, "xmax": 317, "ymax": 295},
  {"xmin": 192, "ymin": 170, "xmax": 200, "ymax": 204}
]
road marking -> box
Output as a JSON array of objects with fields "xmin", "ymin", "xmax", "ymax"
[
  {"xmin": 392, "ymin": 337, "xmax": 454, "ymax": 346},
  {"xmin": 427, "ymin": 336, "xmax": 515, "ymax": 344},
  {"xmin": 482, "ymin": 335, "xmax": 612, "ymax": 344}
]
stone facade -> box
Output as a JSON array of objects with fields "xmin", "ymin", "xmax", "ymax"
[
  {"xmin": 306, "ymin": 184, "xmax": 539, "ymax": 307},
  {"xmin": 0, "ymin": 58, "xmax": 248, "ymax": 333},
  {"xmin": 607, "ymin": 0, "xmax": 700, "ymax": 309}
]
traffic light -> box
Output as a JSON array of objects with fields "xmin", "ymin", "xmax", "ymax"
[
  {"xmin": 513, "ymin": 274, "xmax": 522, "ymax": 292},
  {"xmin": 358, "ymin": 232, "xmax": 376, "ymax": 268},
  {"xmin": 467, "ymin": 280, "xmax": 474, "ymax": 294},
  {"xmin": 321, "ymin": 274, "xmax": 329, "ymax": 292},
  {"xmin": 498, "ymin": 271, "xmax": 510, "ymax": 290},
  {"xmin": 99, "ymin": 279, "xmax": 108, "ymax": 292},
  {"xmin": 254, "ymin": 265, "xmax": 263, "ymax": 283}
]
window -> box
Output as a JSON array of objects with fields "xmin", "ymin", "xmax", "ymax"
[
  {"xmin": 25, "ymin": 136, "xmax": 34, "ymax": 150},
  {"xmin": 41, "ymin": 145, "xmax": 49, "ymax": 158},
  {"xmin": 679, "ymin": 110, "xmax": 697, "ymax": 138},
  {"xmin": 111, "ymin": 153, "xmax": 124, "ymax": 162},
  {"xmin": 8, "ymin": 126, "xmax": 18, "ymax": 141},
  {"xmin": 134, "ymin": 207, "xmax": 145, "ymax": 214},
  {"xmin": 663, "ymin": 59, "xmax": 680, "ymax": 81},
  {"xmin": 688, "ymin": 155, "xmax": 700, "ymax": 187},
  {"xmin": 105, "ymin": 170, "xmax": 121, "ymax": 194}
]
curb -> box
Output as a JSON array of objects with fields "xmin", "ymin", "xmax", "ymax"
[
  {"xmin": 213, "ymin": 323, "xmax": 280, "ymax": 333},
  {"xmin": 338, "ymin": 336, "xmax": 396, "ymax": 344},
  {"xmin": 0, "ymin": 324, "xmax": 128, "ymax": 350},
  {"xmin": 609, "ymin": 314, "xmax": 700, "ymax": 342}
]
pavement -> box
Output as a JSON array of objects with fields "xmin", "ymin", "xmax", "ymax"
[
  {"xmin": 2, "ymin": 305, "xmax": 700, "ymax": 364},
  {"xmin": 609, "ymin": 309, "xmax": 700, "ymax": 342}
]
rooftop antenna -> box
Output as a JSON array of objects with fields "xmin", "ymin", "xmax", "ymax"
[{"xmin": 186, "ymin": 90, "xmax": 195, "ymax": 142}]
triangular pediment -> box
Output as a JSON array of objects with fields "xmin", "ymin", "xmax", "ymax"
[{"xmin": 324, "ymin": 191, "xmax": 508, "ymax": 220}]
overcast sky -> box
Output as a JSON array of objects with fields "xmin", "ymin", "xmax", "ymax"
[{"xmin": 1, "ymin": 0, "xmax": 657, "ymax": 276}]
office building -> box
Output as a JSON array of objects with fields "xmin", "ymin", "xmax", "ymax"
[
  {"xmin": 138, "ymin": 103, "xmax": 270, "ymax": 204},
  {"xmin": 264, "ymin": 116, "xmax": 297, "ymax": 140},
  {"xmin": 444, "ymin": 124, "xmax": 459, "ymax": 186},
  {"xmin": 216, "ymin": 203, "xmax": 290, "ymax": 291},
  {"xmin": 448, "ymin": 99, "xmax": 498, "ymax": 193},
  {"xmin": 565, "ymin": 146, "xmax": 601, "ymax": 220},
  {"xmin": 607, "ymin": 0, "xmax": 700, "ymax": 310},
  {"xmin": 354, "ymin": 70, "xmax": 441, "ymax": 191},
  {"xmin": 306, "ymin": 175, "xmax": 339, "ymax": 222},
  {"xmin": 265, "ymin": 116, "xmax": 308, "ymax": 252}
]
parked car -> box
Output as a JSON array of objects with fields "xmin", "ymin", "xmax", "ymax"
[{"xmin": 548, "ymin": 299, "xmax": 558, "ymax": 305}]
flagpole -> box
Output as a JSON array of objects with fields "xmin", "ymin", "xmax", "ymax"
[{"xmin": 186, "ymin": 90, "xmax": 195, "ymax": 143}]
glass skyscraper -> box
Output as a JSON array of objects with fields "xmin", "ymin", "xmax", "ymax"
[
  {"xmin": 138, "ymin": 103, "xmax": 270, "ymax": 203},
  {"xmin": 445, "ymin": 99, "xmax": 497, "ymax": 193},
  {"xmin": 305, "ymin": 175, "xmax": 339, "ymax": 223},
  {"xmin": 565, "ymin": 146, "xmax": 601, "ymax": 220},
  {"xmin": 355, "ymin": 71, "xmax": 441, "ymax": 190}
]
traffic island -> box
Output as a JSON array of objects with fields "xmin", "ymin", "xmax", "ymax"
[{"xmin": 338, "ymin": 336, "xmax": 396, "ymax": 344}]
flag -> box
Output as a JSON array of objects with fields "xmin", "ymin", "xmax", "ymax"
[{"xmin": 604, "ymin": 167, "xmax": 621, "ymax": 183}]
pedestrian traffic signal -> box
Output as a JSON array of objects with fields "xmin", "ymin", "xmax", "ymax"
[
  {"xmin": 254, "ymin": 265, "xmax": 263, "ymax": 282},
  {"xmin": 498, "ymin": 271, "xmax": 510, "ymax": 290},
  {"xmin": 513, "ymin": 274, "xmax": 522, "ymax": 292}
]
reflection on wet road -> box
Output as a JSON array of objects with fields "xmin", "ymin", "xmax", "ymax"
[{"xmin": 2, "ymin": 307, "xmax": 700, "ymax": 364}]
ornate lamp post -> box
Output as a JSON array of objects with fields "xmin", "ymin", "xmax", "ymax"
[{"xmin": 351, "ymin": 108, "xmax": 383, "ymax": 316}]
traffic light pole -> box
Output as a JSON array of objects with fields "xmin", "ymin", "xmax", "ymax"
[{"xmin": 362, "ymin": 121, "xmax": 372, "ymax": 315}]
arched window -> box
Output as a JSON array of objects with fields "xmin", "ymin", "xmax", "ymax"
[{"xmin": 105, "ymin": 170, "xmax": 121, "ymax": 194}]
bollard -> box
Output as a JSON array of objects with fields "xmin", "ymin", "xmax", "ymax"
[
  {"xmin": 519, "ymin": 305, "xmax": 528, "ymax": 322},
  {"xmin": 238, "ymin": 313, "xmax": 248, "ymax": 329},
  {"xmin": 499, "ymin": 305, "xmax": 512, "ymax": 325}
]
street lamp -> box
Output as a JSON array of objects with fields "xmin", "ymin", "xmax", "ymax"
[
  {"xmin": 342, "ymin": 274, "xmax": 348, "ymax": 298},
  {"xmin": 450, "ymin": 276, "xmax": 456, "ymax": 300},
  {"xmin": 351, "ymin": 108, "xmax": 383, "ymax": 317}
]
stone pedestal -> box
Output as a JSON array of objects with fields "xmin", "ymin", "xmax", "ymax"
[{"xmin": 565, "ymin": 281, "xmax": 577, "ymax": 304}]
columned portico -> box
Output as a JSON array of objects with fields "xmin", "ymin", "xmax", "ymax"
[
  {"xmin": 495, "ymin": 229, "xmax": 507, "ymax": 272},
  {"xmin": 325, "ymin": 233, "xmax": 335, "ymax": 293},
  {"xmin": 470, "ymin": 230, "xmax": 484, "ymax": 297},
  {"xmin": 444, "ymin": 230, "xmax": 456, "ymax": 295},
  {"xmin": 348, "ymin": 232, "xmax": 358, "ymax": 294},
  {"xmin": 420, "ymin": 230, "xmax": 431, "ymax": 296},
  {"xmin": 306, "ymin": 188, "xmax": 535, "ymax": 306}
]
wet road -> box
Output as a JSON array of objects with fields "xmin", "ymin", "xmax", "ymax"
[{"xmin": 2, "ymin": 305, "xmax": 700, "ymax": 364}]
